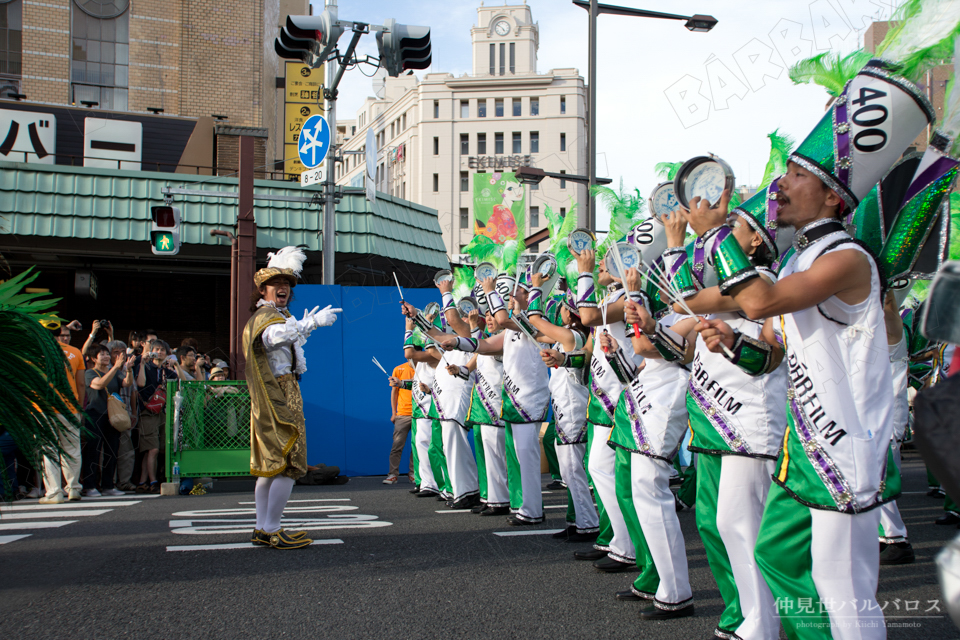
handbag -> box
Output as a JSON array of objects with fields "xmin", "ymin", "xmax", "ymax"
[
  {"xmin": 107, "ymin": 392, "xmax": 132, "ymax": 432},
  {"xmin": 144, "ymin": 385, "xmax": 166, "ymax": 414}
]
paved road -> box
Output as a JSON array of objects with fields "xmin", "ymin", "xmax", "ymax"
[{"xmin": 1, "ymin": 448, "xmax": 957, "ymax": 639}]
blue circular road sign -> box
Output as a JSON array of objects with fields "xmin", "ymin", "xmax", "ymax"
[{"xmin": 297, "ymin": 114, "xmax": 330, "ymax": 169}]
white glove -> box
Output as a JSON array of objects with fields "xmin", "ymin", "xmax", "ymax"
[
  {"xmin": 296, "ymin": 306, "xmax": 321, "ymax": 336},
  {"xmin": 313, "ymin": 305, "xmax": 343, "ymax": 328}
]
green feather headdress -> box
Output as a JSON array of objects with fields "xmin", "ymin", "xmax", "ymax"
[
  {"xmin": 462, "ymin": 236, "xmax": 524, "ymax": 276},
  {"xmin": 0, "ymin": 268, "xmax": 84, "ymax": 499},
  {"xmin": 452, "ymin": 266, "xmax": 475, "ymax": 302},
  {"xmin": 592, "ymin": 180, "xmax": 645, "ymax": 260},
  {"xmin": 878, "ymin": 0, "xmax": 960, "ymax": 83},
  {"xmin": 654, "ymin": 162, "xmax": 684, "ymax": 181},
  {"xmin": 545, "ymin": 202, "xmax": 580, "ymax": 285},
  {"xmin": 759, "ymin": 129, "xmax": 796, "ymax": 189},
  {"xmin": 788, "ymin": 50, "xmax": 873, "ymax": 98}
]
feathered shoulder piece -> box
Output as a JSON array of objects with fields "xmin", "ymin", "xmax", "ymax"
[
  {"xmin": 266, "ymin": 246, "xmax": 307, "ymax": 277},
  {"xmin": 788, "ymin": 50, "xmax": 872, "ymax": 98}
]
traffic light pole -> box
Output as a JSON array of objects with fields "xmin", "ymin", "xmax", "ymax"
[{"xmin": 321, "ymin": 27, "xmax": 366, "ymax": 285}]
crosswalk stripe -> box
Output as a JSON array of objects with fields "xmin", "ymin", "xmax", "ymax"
[
  {"xmin": 0, "ymin": 534, "xmax": 31, "ymax": 544},
  {"xmin": 1, "ymin": 501, "xmax": 139, "ymax": 511},
  {"xmin": 166, "ymin": 539, "xmax": 344, "ymax": 552},
  {"xmin": 0, "ymin": 521, "xmax": 77, "ymax": 531},
  {"xmin": 237, "ymin": 499, "xmax": 351, "ymax": 504},
  {"xmin": 0, "ymin": 510, "xmax": 112, "ymax": 520},
  {"xmin": 493, "ymin": 529, "xmax": 565, "ymax": 537}
]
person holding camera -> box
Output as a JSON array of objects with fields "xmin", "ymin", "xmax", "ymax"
[
  {"xmin": 80, "ymin": 343, "xmax": 135, "ymax": 497},
  {"xmin": 81, "ymin": 319, "xmax": 113, "ymax": 356},
  {"xmin": 135, "ymin": 339, "xmax": 179, "ymax": 493}
]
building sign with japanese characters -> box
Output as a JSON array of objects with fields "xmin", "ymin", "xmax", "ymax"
[
  {"xmin": 0, "ymin": 109, "xmax": 56, "ymax": 164},
  {"xmin": 468, "ymin": 155, "xmax": 533, "ymax": 171}
]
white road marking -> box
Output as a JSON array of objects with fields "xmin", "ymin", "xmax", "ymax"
[
  {"xmin": 237, "ymin": 499, "xmax": 351, "ymax": 504},
  {"xmin": 493, "ymin": 529, "xmax": 565, "ymax": 537},
  {"xmin": 1, "ymin": 501, "xmax": 138, "ymax": 511},
  {"xmin": 544, "ymin": 505, "xmax": 567, "ymax": 509},
  {"xmin": 169, "ymin": 514, "xmax": 393, "ymax": 535},
  {"xmin": 172, "ymin": 505, "xmax": 358, "ymax": 517},
  {"xmin": 435, "ymin": 509, "xmax": 472, "ymax": 514},
  {"xmin": 0, "ymin": 521, "xmax": 77, "ymax": 530},
  {"xmin": 0, "ymin": 510, "xmax": 112, "ymax": 520},
  {"xmin": 0, "ymin": 534, "xmax": 31, "ymax": 544},
  {"xmin": 166, "ymin": 539, "xmax": 344, "ymax": 552}
]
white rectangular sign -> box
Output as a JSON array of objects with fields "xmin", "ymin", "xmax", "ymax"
[
  {"xmin": 84, "ymin": 117, "xmax": 142, "ymax": 170},
  {"xmin": 0, "ymin": 109, "xmax": 56, "ymax": 164},
  {"xmin": 300, "ymin": 167, "xmax": 324, "ymax": 187}
]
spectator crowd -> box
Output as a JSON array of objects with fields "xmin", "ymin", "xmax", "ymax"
[{"xmin": 1, "ymin": 318, "xmax": 232, "ymax": 502}]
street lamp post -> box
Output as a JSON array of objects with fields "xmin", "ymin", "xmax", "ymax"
[{"xmin": 573, "ymin": 0, "xmax": 717, "ymax": 231}]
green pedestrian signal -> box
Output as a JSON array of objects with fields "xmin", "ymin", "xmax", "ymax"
[{"xmin": 150, "ymin": 206, "xmax": 181, "ymax": 255}]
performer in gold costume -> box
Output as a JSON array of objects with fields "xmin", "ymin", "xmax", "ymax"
[{"xmin": 244, "ymin": 247, "xmax": 341, "ymax": 550}]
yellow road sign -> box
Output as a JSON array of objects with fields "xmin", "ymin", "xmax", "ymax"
[
  {"xmin": 284, "ymin": 102, "xmax": 323, "ymax": 146},
  {"xmin": 284, "ymin": 143, "xmax": 310, "ymax": 178},
  {"xmin": 285, "ymin": 62, "xmax": 324, "ymax": 104}
]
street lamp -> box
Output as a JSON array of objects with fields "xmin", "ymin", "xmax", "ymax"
[
  {"xmin": 516, "ymin": 165, "xmax": 612, "ymax": 186},
  {"xmin": 573, "ymin": 0, "xmax": 717, "ymax": 230}
]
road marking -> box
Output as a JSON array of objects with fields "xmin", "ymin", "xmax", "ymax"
[
  {"xmin": 169, "ymin": 514, "xmax": 393, "ymax": 535},
  {"xmin": 0, "ymin": 521, "xmax": 77, "ymax": 530},
  {"xmin": 434, "ymin": 509, "xmax": 473, "ymax": 514},
  {"xmin": 0, "ymin": 534, "xmax": 31, "ymax": 544},
  {"xmin": 544, "ymin": 505, "xmax": 567, "ymax": 509},
  {"xmin": 237, "ymin": 499, "xmax": 351, "ymax": 504},
  {"xmin": 1, "ymin": 501, "xmax": 138, "ymax": 511},
  {"xmin": 0, "ymin": 510, "xmax": 112, "ymax": 520},
  {"xmin": 166, "ymin": 539, "xmax": 344, "ymax": 552},
  {"xmin": 172, "ymin": 505, "xmax": 358, "ymax": 517},
  {"xmin": 493, "ymin": 529, "xmax": 565, "ymax": 537}
]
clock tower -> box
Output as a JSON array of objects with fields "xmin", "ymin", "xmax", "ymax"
[{"xmin": 471, "ymin": 2, "xmax": 539, "ymax": 76}]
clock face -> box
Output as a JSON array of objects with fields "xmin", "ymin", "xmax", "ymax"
[{"xmin": 495, "ymin": 20, "xmax": 510, "ymax": 36}]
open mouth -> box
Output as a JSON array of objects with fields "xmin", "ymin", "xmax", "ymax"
[{"xmin": 774, "ymin": 192, "xmax": 791, "ymax": 206}]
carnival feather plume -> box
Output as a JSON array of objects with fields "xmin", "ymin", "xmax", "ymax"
[
  {"xmin": 940, "ymin": 34, "xmax": 960, "ymax": 156},
  {"xmin": 654, "ymin": 162, "xmax": 684, "ymax": 181},
  {"xmin": 593, "ymin": 180, "xmax": 645, "ymax": 259},
  {"xmin": 0, "ymin": 268, "xmax": 83, "ymax": 500},
  {"xmin": 265, "ymin": 246, "xmax": 307, "ymax": 277},
  {"xmin": 462, "ymin": 235, "xmax": 524, "ymax": 276},
  {"xmin": 877, "ymin": 0, "xmax": 960, "ymax": 83},
  {"xmin": 452, "ymin": 265, "xmax": 475, "ymax": 302},
  {"xmin": 759, "ymin": 129, "xmax": 796, "ymax": 190},
  {"xmin": 788, "ymin": 50, "xmax": 873, "ymax": 98},
  {"xmin": 545, "ymin": 202, "xmax": 580, "ymax": 284}
]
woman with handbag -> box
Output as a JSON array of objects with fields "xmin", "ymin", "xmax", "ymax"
[
  {"xmin": 135, "ymin": 340, "xmax": 179, "ymax": 494},
  {"xmin": 80, "ymin": 343, "xmax": 135, "ymax": 496}
]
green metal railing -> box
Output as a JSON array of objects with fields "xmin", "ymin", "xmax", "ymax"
[{"xmin": 165, "ymin": 380, "xmax": 251, "ymax": 479}]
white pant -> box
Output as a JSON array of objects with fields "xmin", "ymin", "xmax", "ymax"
[
  {"xmin": 42, "ymin": 414, "xmax": 81, "ymax": 497},
  {"xmin": 440, "ymin": 420, "xmax": 479, "ymax": 501},
  {"xmin": 556, "ymin": 442, "xmax": 599, "ymax": 533},
  {"xmin": 480, "ymin": 425, "xmax": 509, "ymax": 507},
  {"xmin": 630, "ymin": 454, "xmax": 691, "ymax": 606},
  {"xmin": 716, "ymin": 456, "xmax": 779, "ymax": 640},
  {"xmin": 811, "ymin": 508, "xmax": 885, "ymax": 640},
  {"xmin": 879, "ymin": 446, "xmax": 908, "ymax": 542},
  {"xmin": 414, "ymin": 418, "xmax": 439, "ymax": 493},
  {"xmin": 588, "ymin": 425, "xmax": 635, "ymax": 562},
  {"xmin": 508, "ymin": 422, "xmax": 543, "ymax": 521}
]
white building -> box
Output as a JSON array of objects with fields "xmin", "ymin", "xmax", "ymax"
[{"xmin": 335, "ymin": 1, "xmax": 587, "ymax": 260}]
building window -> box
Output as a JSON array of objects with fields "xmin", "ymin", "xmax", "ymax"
[
  {"xmin": 560, "ymin": 207, "xmax": 566, "ymax": 217},
  {"xmin": 401, "ymin": 113, "xmax": 406, "ymax": 130},
  {"xmin": 499, "ymin": 42, "xmax": 505, "ymax": 75},
  {"xmin": 560, "ymin": 170, "xmax": 566, "ymax": 189},
  {"xmin": 530, "ymin": 98, "xmax": 539, "ymax": 116},
  {"xmin": 460, "ymin": 100, "xmax": 469, "ymax": 118},
  {"xmin": 460, "ymin": 133, "xmax": 468, "ymax": 155},
  {"xmin": 478, "ymin": 99, "xmax": 487, "ymax": 118},
  {"xmin": 402, "ymin": 182, "xmax": 406, "ymax": 199},
  {"xmin": 460, "ymin": 208, "xmax": 469, "ymax": 228},
  {"xmin": 530, "ymin": 131, "xmax": 539, "ymax": 154},
  {"xmin": 460, "ymin": 171, "xmax": 469, "ymax": 192},
  {"xmin": 494, "ymin": 133, "xmax": 503, "ymax": 155},
  {"xmin": 433, "ymin": 173, "xmax": 439, "ymax": 192},
  {"xmin": 560, "ymin": 95, "xmax": 566, "ymax": 114},
  {"xmin": 0, "ymin": 0, "xmax": 22, "ymax": 96},
  {"xmin": 560, "ymin": 133, "xmax": 566, "ymax": 152},
  {"xmin": 509, "ymin": 42, "xmax": 515, "ymax": 74},
  {"xmin": 433, "ymin": 136, "xmax": 439, "ymax": 155},
  {"xmin": 512, "ymin": 98, "xmax": 521, "ymax": 117},
  {"xmin": 489, "ymin": 43, "xmax": 495, "ymax": 75},
  {"xmin": 390, "ymin": 122, "xmax": 394, "ymax": 139},
  {"xmin": 477, "ymin": 133, "xmax": 486, "ymax": 155},
  {"xmin": 530, "ymin": 206, "xmax": 539, "ymax": 228},
  {"xmin": 434, "ymin": 100, "xmax": 439, "ymax": 118},
  {"xmin": 495, "ymin": 99, "xmax": 504, "ymax": 117},
  {"xmin": 512, "ymin": 132, "xmax": 521, "ymax": 154},
  {"xmin": 71, "ymin": 0, "xmax": 130, "ymax": 111}
]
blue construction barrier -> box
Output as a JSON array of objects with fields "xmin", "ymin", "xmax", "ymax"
[{"xmin": 289, "ymin": 285, "xmax": 439, "ymax": 476}]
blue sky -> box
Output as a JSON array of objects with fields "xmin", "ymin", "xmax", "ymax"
[{"xmin": 311, "ymin": 0, "xmax": 901, "ymax": 231}]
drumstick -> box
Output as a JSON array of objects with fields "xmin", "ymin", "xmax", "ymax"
[
  {"xmin": 609, "ymin": 244, "xmax": 643, "ymax": 340},
  {"xmin": 393, "ymin": 272, "xmax": 404, "ymax": 302},
  {"xmin": 371, "ymin": 357, "xmax": 389, "ymax": 376}
]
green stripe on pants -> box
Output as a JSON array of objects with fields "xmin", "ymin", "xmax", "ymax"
[
  {"xmin": 505, "ymin": 424, "xmax": 523, "ymax": 510},
  {"xmin": 696, "ymin": 454, "xmax": 745, "ymax": 635},
  {"xmin": 614, "ymin": 447, "xmax": 660, "ymax": 596},
  {"xmin": 429, "ymin": 419, "xmax": 451, "ymax": 496},
  {"xmin": 410, "ymin": 420, "xmax": 420, "ymax": 485},
  {"xmin": 755, "ymin": 482, "xmax": 832, "ymax": 639},
  {"xmin": 474, "ymin": 425, "xmax": 487, "ymax": 501}
]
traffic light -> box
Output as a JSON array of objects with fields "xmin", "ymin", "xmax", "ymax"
[
  {"xmin": 150, "ymin": 205, "xmax": 181, "ymax": 256},
  {"xmin": 275, "ymin": 8, "xmax": 343, "ymax": 68},
  {"xmin": 377, "ymin": 19, "xmax": 432, "ymax": 77}
]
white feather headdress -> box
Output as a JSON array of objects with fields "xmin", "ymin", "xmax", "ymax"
[{"xmin": 265, "ymin": 246, "xmax": 307, "ymax": 278}]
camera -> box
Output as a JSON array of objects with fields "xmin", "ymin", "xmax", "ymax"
[{"xmin": 99, "ymin": 320, "xmax": 110, "ymax": 327}]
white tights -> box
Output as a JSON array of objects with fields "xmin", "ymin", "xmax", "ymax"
[{"xmin": 254, "ymin": 475, "xmax": 295, "ymax": 534}]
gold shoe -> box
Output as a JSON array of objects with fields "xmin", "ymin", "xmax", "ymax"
[
  {"xmin": 251, "ymin": 529, "xmax": 270, "ymax": 546},
  {"xmin": 267, "ymin": 528, "xmax": 312, "ymax": 550}
]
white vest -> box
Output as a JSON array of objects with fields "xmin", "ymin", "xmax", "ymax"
[
  {"xmin": 548, "ymin": 331, "xmax": 589, "ymax": 443},
  {"xmin": 475, "ymin": 353, "xmax": 505, "ymax": 427},
  {"xmin": 433, "ymin": 349, "xmax": 474, "ymax": 425},
  {"xmin": 779, "ymin": 234, "xmax": 894, "ymax": 512},
  {"xmin": 502, "ymin": 329, "xmax": 550, "ymax": 423},
  {"xmin": 413, "ymin": 360, "xmax": 436, "ymax": 417}
]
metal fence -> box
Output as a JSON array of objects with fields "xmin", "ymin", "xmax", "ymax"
[{"xmin": 165, "ymin": 380, "xmax": 251, "ymax": 479}]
